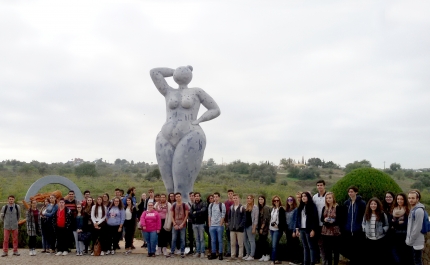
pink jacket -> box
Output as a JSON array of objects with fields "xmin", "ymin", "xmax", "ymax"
[{"xmin": 140, "ymin": 210, "xmax": 161, "ymax": 232}]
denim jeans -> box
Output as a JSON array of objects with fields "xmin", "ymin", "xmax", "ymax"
[
  {"xmin": 413, "ymin": 249, "xmax": 423, "ymax": 265},
  {"xmin": 244, "ymin": 226, "xmax": 256, "ymax": 257},
  {"xmin": 225, "ymin": 227, "xmax": 231, "ymax": 254},
  {"xmin": 73, "ymin": 231, "xmax": 84, "ymax": 253},
  {"xmin": 270, "ymin": 229, "xmax": 281, "ymax": 261},
  {"xmin": 171, "ymin": 227, "xmax": 186, "ymax": 254},
  {"xmin": 192, "ymin": 224, "xmax": 205, "ymax": 254},
  {"xmin": 300, "ymin": 229, "xmax": 316, "ymax": 265},
  {"xmin": 144, "ymin": 231, "xmax": 158, "ymax": 254},
  {"xmin": 209, "ymin": 226, "xmax": 224, "ymax": 254}
]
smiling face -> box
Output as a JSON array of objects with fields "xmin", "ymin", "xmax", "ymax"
[
  {"xmin": 301, "ymin": 193, "xmax": 308, "ymax": 203},
  {"xmin": 370, "ymin": 201, "xmax": 378, "ymax": 212},
  {"xmin": 87, "ymin": 197, "xmax": 93, "ymax": 206},
  {"xmin": 397, "ymin": 195, "xmax": 404, "ymax": 207},
  {"xmin": 97, "ymin": 197, "xmax": 103, "ymax": 205},
  {"xmin": 113, "ymin": 198, "xmax": 120, "ymax": 206},
  {"xmin": 31, "ymin": 200, "xmax": 37, "ymax": 209},
  {"xmin": 385, "ymin": 193, "xmax": 394, "ymax": 204},
  {"xmin": 326, "ymin": 194, "xmax": 333, "ymax": 205}
]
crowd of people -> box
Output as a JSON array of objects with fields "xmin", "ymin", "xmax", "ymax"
[{"xmin": 0, "ymin": 182, "xmax": 428, "ymax": 265}]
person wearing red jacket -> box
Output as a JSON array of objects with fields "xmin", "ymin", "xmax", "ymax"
[{"xmin": 140, "ymin": 202, "xmax": 161, "ymax": 257}]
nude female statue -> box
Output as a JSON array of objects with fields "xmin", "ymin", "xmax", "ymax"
[{"xmin": 150, "ymin": 66, "xmax": 221, "ymax": 201}]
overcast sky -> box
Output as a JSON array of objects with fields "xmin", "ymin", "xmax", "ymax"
[{"xmin": 1, "ymin": 0, "xmax": 429, "ymax": 169}]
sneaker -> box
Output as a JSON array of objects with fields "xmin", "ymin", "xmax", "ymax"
[
  {"xmin": 1, "ymin": 253, "xmax": 7, "ymax": 257},
  {"xmin": 243, "ymin": 255, "xmax": 249, "ymax": 260},
  {"xmin": 62, "ymin": 251, "xmax": 68, "ymax": 256},
  {"xmin": 12, "ymin": 252, "xmax": 20, "ymax": 256},
  {"xmin": 258, "ymin": 255, "xmax": 265, "ymax": 261},
  {"xmin": 91, "ymin": 252, "xmax": 94, "ymax": 256},
  {"xmin": 155, "ymin": 248, "xmax": 160, "ymax": 256},
  {"xmin": 200, "ymin": 253, "xmax": 205, "ymax": 258},
  {"xmin": 245, "ymin": 256, "xmax": 254, "ymax": 261},
  {"xmin": 111, "ymin": 250, "xmax": 115, "ymax": 255},
  {"xmin": 55, "ymin": 252, "xmax": 62, "ymax": 256},
  {"xmin": 100, "ymin": 251, "xmax": 105, "ymax": 256},
  {"xmin": 76, "ymin": 252, "xmax": 80, "ymax": 256},
  {"xmin": 263, "ymin": 255, "xmax": 270, "ymax": 262},
  {"xmin": 166, "ymin": 253, "xmax": 171, "ymax": 258},
  {"xmin": 174, "ymin": 249, "xmax": 181, "ymax": 255},
  {"xmin": 106, "ymin": 250, "xmax": 111, "ymax": 255},
  {"xmin": 33, "ymin": 250, "xmax": 36, "ymax": 256},
  {"xmin": 29, "ymin": 250, "xmax": 33, "ymax": 256},
  {"xmin": 181, "ymin": 253, "xmax": 185, "ymax": 258},
  {"xmin": 193, "ymin": 253, "xmax": 199, "ymax": 258}
]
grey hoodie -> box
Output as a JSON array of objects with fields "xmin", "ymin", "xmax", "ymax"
[{"xmin": 406, "ymin": 202, "xmax": 426, "ymax": 247}]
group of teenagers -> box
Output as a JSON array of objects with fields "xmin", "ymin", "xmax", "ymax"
[{"xmin": 0, "ymin": 181, "xmax": 428, "ymax": 265}]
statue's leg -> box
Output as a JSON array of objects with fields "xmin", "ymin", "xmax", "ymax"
[
  {"xmin": 172, "ymin": 129, "xmax": 206, "ymax": 202},
  {"xmin": 156, "ymin": 132, "xmax": 175, "ymax": 193}
]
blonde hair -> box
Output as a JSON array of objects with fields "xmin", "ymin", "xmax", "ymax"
[
  {"xmin": 246, "ymin": 195, "xmax": 254, "ymax": 211},
  {"xmin": 325, "ymin": 192, "xmax": 338, "ymax": 208}
]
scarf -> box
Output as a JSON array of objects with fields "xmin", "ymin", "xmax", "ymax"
[{"xmin": 392, "ymin": 207, "xmax": 405, "ymax": 218}]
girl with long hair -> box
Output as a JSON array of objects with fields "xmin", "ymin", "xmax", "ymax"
[
  {"xmin": 285, "ymin": 195, "xmax": 301, "ymax": 264},
  {"xmin": 123, "ymin": 197, "xmax": 137, "ymax": 255},
  {"xmin": 257, "ymin": 195, "xmax": 271, "ymax": 261},
  {"xmin": 168, "ymin": 192, "xmax": 176, "ymax": 204},
  {"xmin": 102, "ymin": 193, "xmax": 111, "ymax": 208},
  {"xmin": 362, "ymin": 197, "xmax": 389, "ymax": 265},
  {"xmin": 321, "ymin": 192, "xmax": 342, "ymax": 265},
  {"xmin": 91, "ymin": 196, "xmax": 107, "ymax": 255},
  {"xmin": 26, "ymin": 200, "xmax": 41, "ymax": 256},
  {"xmin": 242, "ymin": 195, "xmax": 258, "ymax": 261},
  {"xmin": 106, "ymin": 197, "xmax": 125, "ymax": 255},
  {"xmin": 383, "ymin": 192, "xmax": 395, "ymax": 215},
  {"xmin": 295, "ymin": 192, "xmax": 319, "ymax": 265},
  {"xmin": 75, "ymin": 203, "xmax": 89, "ymax": 256},
  {"xmin": 154, "ymin": 193, "xmax": 171, "ymax": 256},
  {"xmin": 391, "ymin": 193, "xmax": 412, "ymax": 265},
  {"xmin": 269, "ymin": 195, "xmax": 286, "ymax": 265},
  {"xmin": 83, "ymin": 197, "xmax": 94, "ymax": 254},
  {"xmin": 40, "ymin": 198, "xmax": 51, "ymax": 253},
  {"xmin": 42, "ymin": 194, "xmax": 58, "ymax": 254}
]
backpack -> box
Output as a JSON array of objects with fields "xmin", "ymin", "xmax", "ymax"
[
  {"xmin": 411, "ymin": 207, "xmax": 430, "ymax": 234},
  {"xmin": 3, "ymin": 204, "xmax": 19, "ymax": 221}
]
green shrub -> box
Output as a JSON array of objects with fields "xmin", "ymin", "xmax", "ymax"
[{"xmin": 332, "ymin": 168, "xmax": 402, "ymax": 203}]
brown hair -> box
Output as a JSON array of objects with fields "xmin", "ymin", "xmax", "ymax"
[
  {"xmin": 364, "ymin": 197, "xmax": 384, "ymax": 221},
  {"xmin": 285, "ymin": 196, "xmax": 297, "ymax": 212},
  {"xmin": 246, "ymin": 195, "xmax": 254, "ymax": 212},
  {"xmin": 94, "ymin": 196, "xmax": 106, "ymax": 218},
  {"xmin": 392, "ymin": 193, "xmax": 410, "ymax": 216}
]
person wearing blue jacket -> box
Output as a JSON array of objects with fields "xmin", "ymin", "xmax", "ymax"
[
  {"xmin": 342, "ymin": 185, "xmax": 366, "ymax": 265},
  {"xmin": 105, "ymin": 197, "xmax": 125, "ymax": 255},
  {"xmin": 285, "ymin": 195, "xmax": 301, "ymax": 264},
  {"xmin": 42, "ymin": 195, "xmax": 58, "ymax": 254},
  {"xmin": 295, "ymin": 192, "xmax": 319, "ymax": 265}
]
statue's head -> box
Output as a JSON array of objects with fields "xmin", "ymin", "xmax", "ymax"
[{"xmin": 173, "ymin": 65, "xmax": 193, "ymax": 85}]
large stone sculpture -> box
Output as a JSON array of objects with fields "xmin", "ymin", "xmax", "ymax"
[{"xmin": 150, "ymin": 66, "xmax": 221, "ymax": 201}]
